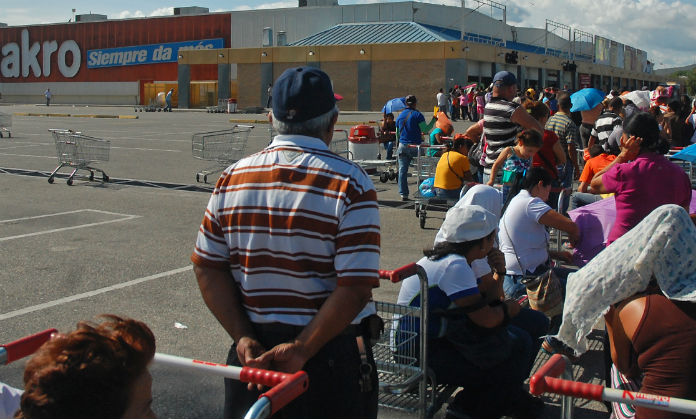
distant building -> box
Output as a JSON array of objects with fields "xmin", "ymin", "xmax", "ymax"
[{"xmin": 0, "ymin": 2, "xmax": 661, "ymax": 108}]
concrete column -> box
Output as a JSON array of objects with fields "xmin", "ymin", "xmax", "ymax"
[
  {"xmin": 260, "ymin": 63, "xmax": 273, "ymax": 108},
  {"xmin": 541, "ymin": 68, "xmax": 548, "ymax": 89},
  {"xmin": 573, "ymin": 72, "xmax": 578, "ymax": 90},
  {"xmin": 520, "ymin": 66, "xmax": 528, "ymax": 89},
  {"xmin": 446, "ymin": 58, "xmax": 467, "ymax": 89},
  {"xmin": 357, "ymin": 60, "xmax": 371, "ymax": 112},
  {"xmin": 218, "ymin": 63, "xmax": 231, "ymax": 100},
  {"xmin": 491, "ymin": 62, "xmax": 498, "ymax": 77},
  {"xmin": 177, "ymin": 64, "xmax": 190, "ymax": 109}
]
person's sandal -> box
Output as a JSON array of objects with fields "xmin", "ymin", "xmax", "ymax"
[{"xmin": 541, "ymin": 337, "xmax": 580, "ymax": 363}]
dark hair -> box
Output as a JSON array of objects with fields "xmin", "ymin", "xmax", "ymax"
[
  {"xmin": 449, "ymin": 137, "xmax": 473, "ymax": 152},
  {"xmin": 523, "ymin": 100, "xmax": 550, "ymax": 121},
  {"xmin": 668, "ymin": 100, "xmax": 681, "ymax": 114},
  {"xmin": 589, "ymin": 144, "xmax": 604, "ymax": 158},
  {"xmin": 405, "ymin": 95, "xmax": 417, "ymax": 105},
  {"xmin": 648, "ymin": 105, "xmax": 662, "ymax": 118},
  {"xmin": 623, "ymin": 111, "xmax": 669, "ymax": 155},
  {"xmin": 423, "ymin": 231, "xmax": 495, "ymax": 261},
  {"xmin": 557, "ymin": 93, "xmax": 571, "ymax": 111},
  {"xmin": 608, "ymin": 97, "xmax": 623, "ymax": 111},
  {"xmin": 521, "ymin": 167, "xmax": 553, "ymax": 191},
  {"xmin": 18, "ymin": 315, "xmax": 156, "ymax": 419},
  {"xmin": 384, "ymin": 112, "xmax": 394, "ymax": 119},
  {"xmin": 516, "ymin": 129, "xmax": 543, "ymax": 149}
]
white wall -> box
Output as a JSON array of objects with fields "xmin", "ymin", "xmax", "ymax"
[{"xmin": 0, "ymin": 82, "xmax": 139, "ymax": 105}]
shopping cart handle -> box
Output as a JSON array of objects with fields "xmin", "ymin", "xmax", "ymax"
[
  {"xmin": 1, "ymin": 328, "xmax": 57, "ymax": 365},
  {"xmin": 258, "ymin": 371, "xmax": 309, "ymax": 415},
  {"xmin": 378, "ymin": 263, "xmax": 418, "ymax": 283},
  {"xmin": 530, "ymin": 354, "xmax": 603, "ymax": 401}
]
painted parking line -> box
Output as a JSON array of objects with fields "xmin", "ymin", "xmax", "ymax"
[
  {"xmin": 0, "ymin": 266, "xmax": 192, "ymax": 321},
  {"xmin": 0, "ymin": 209, "xmax": 141, "ymax": 242},
  {"xmin": 0, "ymin": 152, "xmax": 55, "ymax": 159}
]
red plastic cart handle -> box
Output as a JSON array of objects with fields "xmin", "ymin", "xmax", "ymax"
[
  {"xmin": 530, "ymin": 354, "xmax": 604, "ymax": 401},
  {"xmin": 259, "ymin": 371, "xmax": 308, "ymax": 415},
  {"xmin": 240, "ymin": 367, "xmax": 309, "ymax": 415},
  {"xmin": 1, "ymin": 328, "xmax": 57, "ymax": 365},
  {"xmin": 378, "ymin": 262, "xmax": 418, "ymax": 283}
]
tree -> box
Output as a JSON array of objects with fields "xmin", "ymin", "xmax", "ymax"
[{"xmin": 670, "ymin": 70, "xmax": 696, "ymax": 96}]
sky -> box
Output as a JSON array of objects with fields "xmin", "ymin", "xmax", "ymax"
[{"xmin": 2, "ymin": 0, "xmax": 695, "ymax": 69}]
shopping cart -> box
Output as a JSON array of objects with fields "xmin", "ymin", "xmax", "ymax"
[
  {"xmin": 1, "ymin": 329, "xmax": 308, "ymax": 419},
  {"xmin": 409, "ymin": 144, "xmax": 455, "ymax": 229},
  {"xmin": 330, "ymin": 129, "xmax": 351, "ymax": 159},
  {"xmin": 0, "ymin": 112, "xmax": 11, "ymax": 138},
  {"xmin": 531, "ymin": 354, "xmax": 696, "ymax": 419},
  {"xmin": 375, "ymin": 263, "xmax": 456, "ymax": 418},
  {"xmin": 206, "ymin": 98, "xmax": 228, "ymax": 114},
  {"xmin": 47, "ymin": 129, "xmax": 110, "ymax": 185},
  {"xmin": 192, "ymin": 125, "xmax": 254, "ymax": 183}
]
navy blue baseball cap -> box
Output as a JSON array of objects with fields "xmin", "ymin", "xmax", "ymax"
[
  {"xmin": 492, "ymin": 71, "xmax": 517, "ymax": 87},
  {"xmin": 272, "ymin": 67, "xmax": 336, "ymax": 123}
]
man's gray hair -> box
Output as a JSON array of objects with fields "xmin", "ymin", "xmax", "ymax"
[{"xmin": 272, "ymin": 106, "xmax": 339, "ymax": 138}]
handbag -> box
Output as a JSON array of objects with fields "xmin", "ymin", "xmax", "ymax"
[
  {"xmin": 502, "ymin": 214, "xmax": 564, "ymax": 317},
  {"xmin": 520, "ymin": 268, "xmax": 563, "ymax": 317},
  {"xmin": 467, "ymin": 132, "xmax": 484, "ymax": 167}
]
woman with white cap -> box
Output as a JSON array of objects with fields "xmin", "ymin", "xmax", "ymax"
[{"xmin": 398, "ymin": 205, "xmax": 545, "ymax": 418}]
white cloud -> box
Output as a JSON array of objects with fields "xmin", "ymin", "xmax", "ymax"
[
  {"xmin": 149, "ymin": 7, "xmax": 174, "ymax": 16},
  {"xmin": 117, "ymin": 10, "xmax": 145, "ymax": 19}
]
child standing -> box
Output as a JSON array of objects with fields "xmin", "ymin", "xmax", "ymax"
[{"xmin": 487, "ymin": 130, "xmax": 543, "ymax": 203}]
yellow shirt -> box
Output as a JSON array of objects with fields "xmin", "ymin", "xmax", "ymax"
[{"xmin": 434, "ymin": 151, "xmax": 470, "ymax": 190}]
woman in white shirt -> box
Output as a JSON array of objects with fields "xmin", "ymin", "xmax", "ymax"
[{"xmin": 498, "ymin": 167, "xmax": 579, "ymax": 300}]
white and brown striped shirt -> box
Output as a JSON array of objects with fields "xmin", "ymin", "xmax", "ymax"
[
  {"xmin": 192, "ymin": 135, "xmax": 380, "ymax": 326},
  {"xmin": 483, "ymin": 97, "xmax": 521, "ymax": 172}
]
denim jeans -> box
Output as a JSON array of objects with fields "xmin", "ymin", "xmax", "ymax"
[
  {"xmin": 569, "ymin": 191, "xmax": 603, "ymax": 211},
  {"xmin": 383, "ymin": 141, "xmax": 394, "ymax": 160},
  {"xmin": 397, "ymin": 143, "xmax": 419, "ymax": 197},
  {"xmin": 504, "ymin": 265, "xmax": 573, "ymax": 301},
  {"xmin": 434, "ymin": 187, "xmax": 461, "ymax": 201}
]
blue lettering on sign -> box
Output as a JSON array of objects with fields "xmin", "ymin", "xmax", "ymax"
[{"xmin": 87, "ymin": 38, "xmax": 224, "ymax": 69}]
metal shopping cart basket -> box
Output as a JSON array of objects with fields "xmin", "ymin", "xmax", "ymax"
[
  {"xmin": 410, "ymin": 144, "xmax": 456, "ymax": 229},
  {"xmin": 2, "ymin": 329, "xmax": 308, "ymax": 419},
  {"xmin": 0, "ymin": 112, "xmax": 11, "ymax": 138},
  {"xmin": 47, "ymin": 129, "xmax": 110, "ymax": 185},
  {"xmin": 531, "ymin": 354, "xmax": 696, "ymax": 419},
  {"xmin": 375, "ymin": 263, "xmax": 456, "ymax": 418},
  {"xmin": 192, "ymin": 125, "xmax": 254, "ymax": 183}
]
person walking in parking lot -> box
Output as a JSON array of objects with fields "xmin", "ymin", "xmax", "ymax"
[
  {"xmin": 192, "ymin": 66, "xmax": 381, "ymax": 419},
  {"xmin": 396, "ymin": 95, "xmax": 437, "ymax": 201},
  {"xmin": 165, "ymin": 89, "xmax": 174, "ymax": 112},
  {"xmin": 44, "ymin": 89, "xmax": 51, "ymax": 106}
]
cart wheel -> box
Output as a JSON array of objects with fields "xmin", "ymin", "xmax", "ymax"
[
  {"xmin": 103, "ymin": 175, "xmax": 109, "ymax": 182},
  {"xmin": 196, "ymin": 174, "xmax": 200, "ymax": 182},
  {"xmin": 420, "ymin": 212, "xmax": 426, "ymax": 229},
  {"xmin": 47, "ymin": 176, "xmax": 54, "ymax": 184},
  {"xmin": 0, "ymin": 133, "xmax": 3, "ymax": 138},
  {"xmin": 389, "ymin": 170, "xmax": 397, "ymax": 181},
  {"xmin": 415, "ymin": 204, "xmax": 420, "ymax": 218},
  {"xmin": 203, "ymin": 175, "xmax": 208, "ymax": 183},
  {"xmin": 379, "ymin": 172, "xmax": 388, "ymax": 183},
  {"xmin": 67, "ymin": 178, "xmax": 73, "ymax": 186},
  {"xmin": 89, "ymin": 172, "xmax": 94, "ymax": 181},
  {"xmin": 7, "ymin": 133, "xmax": 10, "ymax": 138}
]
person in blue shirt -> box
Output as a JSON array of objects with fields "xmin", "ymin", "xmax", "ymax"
[
  {"xmin": 165, "ymin": 89, "xmax": 174, "ymax": 112},
  {"xmin": 395, "ymin": 95, "xmax": 436, "ymax": 200}
]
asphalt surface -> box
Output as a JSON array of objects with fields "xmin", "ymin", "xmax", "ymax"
[{"xmin": 0, "ymin": 104, "xmax": 608, "ymax": 418}]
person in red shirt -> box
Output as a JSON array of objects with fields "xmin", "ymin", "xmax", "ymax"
[{"xmin": 568, "ymin": 144, "xmax": 617, "ymax": 210}]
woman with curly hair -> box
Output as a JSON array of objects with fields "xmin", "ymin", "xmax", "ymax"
[{"xmin": 16, "ymin": 315, "xmax": 156, "ymax": 419}]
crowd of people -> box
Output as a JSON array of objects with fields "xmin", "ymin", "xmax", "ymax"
[{"xmin": 3, "ymin": 67, "xmax": 696, "ymax": 419}]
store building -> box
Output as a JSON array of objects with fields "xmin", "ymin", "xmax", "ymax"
[{"xmin": 0, "ymin": 1, "xmax": 662, "ymax": 109}]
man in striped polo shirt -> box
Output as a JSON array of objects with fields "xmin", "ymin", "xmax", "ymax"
[
  {"xmin": 482, "ymin": 71, "xmax": 542, "ymax": 184},
  {"xmin": 192, "ymin": 67, "xmax": 381, "ymax": 418},
  {"xmin": 589, "ymin": 96, "xmax": 623, "ymax": 154}
]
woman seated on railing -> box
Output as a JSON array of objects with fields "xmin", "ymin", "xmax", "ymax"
[
  {"xmin": 397, "ymin": 206, "xmax": 544, "ymax": 418},
  {"xmin": 15, "ymin": 315, "xmax": 156, "ymax": 419},
  {"xmin": 432, "ymin": 137, "xmax": 474, "ymax": 200}
]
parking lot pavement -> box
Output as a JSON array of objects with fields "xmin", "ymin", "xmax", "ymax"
[{"xmin": 0, "ymin": 104, "xmax": 608, "ymax": 418}]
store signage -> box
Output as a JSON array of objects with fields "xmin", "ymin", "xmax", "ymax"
[
  {"xmin": 579, "ymin": 73, "xmax": 591, "ymax": 89},
  {"xmin": 87, "ymin": 38, "xmax": 224, "ymax": 69},
  {"xmin": 1, "ymin": 29, "xmax": 81, "ymax": 78}
]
